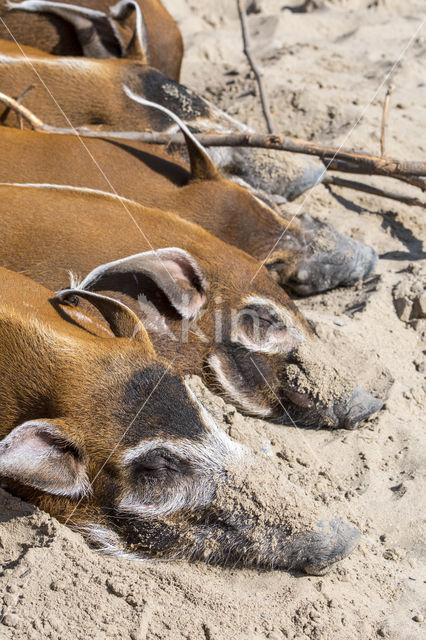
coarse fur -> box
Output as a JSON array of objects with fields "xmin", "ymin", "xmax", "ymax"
[
  {"xmin": 0, "ymin": 267, "xmax": 360, "ymax": 573},
  {"xmin": 0, "ymin": 182, "xmax": 382, "ymax": 429},
  {"xmin": 0, "ymin": 118, "xmax": 377, "ymax": 296},
  {"xmin": 0, "ymin": 0, "xmax": 183, "ymax": 79}
]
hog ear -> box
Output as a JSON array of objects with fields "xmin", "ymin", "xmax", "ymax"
[
  {"xmin": 56, "ymin": 288, "xmax": 154, "ymax": 350},
  {"xmin": 7, "ymin": 0, "xmax": 147, "ymax": 61},
  {"xmin": 0, "ymin": 419, "xmax": 90, "ymax": 498},
  {"xmin": 123, "ymin": 87, "xmax": 220, "ymax": 182},
  {"xmin": 109, "ymin": 0, "xmax": 148, "ymax": 60},
  {"xmin": 74, "ymin": 248, "xmax": 206, "ymax": 320}
]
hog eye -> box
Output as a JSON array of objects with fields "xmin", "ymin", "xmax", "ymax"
[
  {"xmin": 136, "ymin": 450, "xmax": 184, "ymax": 476},
  {"xmin": 242, "ymin": 305, "xmax": 283, "ymax": 330}
]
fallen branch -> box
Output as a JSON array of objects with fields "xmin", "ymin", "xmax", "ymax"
[
  {"xmin": 324, "ymin": 175, "xmax": 425, "ymax": 209},
  {"xmin": 324, "ymin": 158, "xmax": 426, "ymax": 192},
  {"xmin": 1, "ymin": 91, "xmax": 425, "ymax": 185},
  {"xmin": 16, "ymin": 85, "xmax": 35, "ymax": 130},
  {"xmin": 237, "ymin": 0, "xmax": 274, "ymax": 133},
  {"xmin": 0, "ymin": 90, "xmax": 51, "ymax": 130}
]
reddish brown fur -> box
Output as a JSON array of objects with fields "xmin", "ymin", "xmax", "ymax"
[
  {"xmin": 0, "ymin": 43, "xmax": 158, "ymax": 128},
  {"xmin": 0, "ymin": 266, "xmax": 153, "ymax": 525},
  {"xmin": 0, "ymin": 126, "xmax": 303, "ymax": 284},
  {"xmin": 0, "ymin": 182, "xmax": 309, "ymax": 371},
  {"xmin": 0, "ymin": 0, "xmax": 183, "ymax": 80},
  {"xmin": 0, "ymin": 183, "xmax": 383, "ymax": 428},
  {"xmin": 0, "ymin": 268, "xmax": 363, "ymax": 571},
  {"xmin": 0, "ymin": 183, "xmax": 316, "ymax": 422},
  {"xmin": 0, "ymin": 43, "xmax": 377, "ymax": 296}
]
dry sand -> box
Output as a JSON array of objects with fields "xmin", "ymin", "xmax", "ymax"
[{"xmin": 1, "ymin": 0, "xmax": 425, "ymax": 638}]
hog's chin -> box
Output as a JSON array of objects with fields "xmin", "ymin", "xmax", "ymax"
[
  {"xmin": 282, "ymin": 388, "xmax": 314, "ymax": 409},
  {"xmin": 273, "ymin": 395, "xmax": 330, "ymax": 429}
]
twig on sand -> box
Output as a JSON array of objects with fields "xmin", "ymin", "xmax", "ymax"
[
  {"xmin": 236, "ymin": 0, "xmax": 274, "ymax": 133},
  {"xmin": 1, "ymin": 91, "xmax": 425, "ymax": 189},
  {"xmin": 380, "ymin": 84, "xmax": 393, "ymax": 157},
  {"xmin": 324, "ymin": 158, "xmax": 426, "ymax": 192},
  {"xmin": 324, "ymin": 175, "xmax": 425, "ymax": 209}
]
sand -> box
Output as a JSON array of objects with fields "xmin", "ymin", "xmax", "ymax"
[{"xmin": 1, "ymin": 0, "xmax": 425, "ymax": 638}]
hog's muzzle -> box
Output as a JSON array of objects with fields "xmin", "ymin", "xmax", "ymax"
[
  {"xmin": 339, "ymin": 386, "xmax": 383, "ymax": 429},
  {"xmin": 314, "ymin": 386, "xmax": 383, "ymax": 429},
  {"xmin": 273, "ymin": 214, "xmax": 378, "ymax": 297},
  {"xmin": 294, "ymin": 518, "xmax": 360, "ymax": 575},
  {"xmin": 280, "ymin": 383, "xmax": 383, "ymax": 429}
]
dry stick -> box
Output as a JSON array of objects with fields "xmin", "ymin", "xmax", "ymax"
[
  {"xmin": 1, "ymin": 91, "xmax": 426, "ymax": 184},
  {"xmin": 16, "ymin": 84, "xmax": 35, "ymax": 130},
  {"xmin": 0, "ymin": 91, "xmax": 50, "ymax": 130},
  {"xmin": 325, "ymin": 158, "xmax": 426, "ymax": 192},
  {"xmin": 380, "ymin": 84, "xmax": 393, "ymax": 157},
  {"xmin": 324, "ymin": 175, "xmax": 426, "ymax": 209},
  {"xmin": 236, "ymin": 0, "xmax": 274, "ymax": 133},
  {"xmin": 394, "ymin": 174, "xmax": 426, "ymax": 192}
]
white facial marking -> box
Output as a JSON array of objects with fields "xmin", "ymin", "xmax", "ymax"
[
  {"xmin": 0, "ymin": 182, "xmax": 140, "ymax": 205},
  {"xmin": 75, "ymin": 523, "xmax": 142, "ymax": 560},
  {"xmin": 119, "ymin": 389, "xmax": 245, "ymax": 517},
  {"xmin": 207, "ymin": 354, "xmax": 273, "ymax": 418}
]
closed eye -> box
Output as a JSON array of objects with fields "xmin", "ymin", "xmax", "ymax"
[
  {"xmin": 134, "ymin": 450, "xmax": 187, "ymax": 477},
  {"xmin": 242, "ymin": 304, "xmax": 285, "ymax": 330}
]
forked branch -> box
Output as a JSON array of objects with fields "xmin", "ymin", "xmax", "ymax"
[{"xmin": 1, "ymin": 91, "xmax": 425, "ymax": 200}]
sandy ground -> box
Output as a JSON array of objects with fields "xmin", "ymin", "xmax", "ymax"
[{"xmin": 1, "ymin": 1, "xmax": 425, "ymax": 638}]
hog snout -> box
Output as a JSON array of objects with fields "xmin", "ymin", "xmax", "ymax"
[
  {"xmin": 281, "ymin": 341, "xmax": 382, "ymax": 429},
  {"xmin": 283, "ymin": 214, "xmax": 378, "ymax": 296},
  {"xmin": 291, "ymin": 518, "xmax": 361, "ymax": 576},
  {"xmin": 337, "ymin": 386, "xmax": 383, "ymax": 429},
  {"xmin": 281, "ymin": 385, "xmax": 382, "ymax": 429}
]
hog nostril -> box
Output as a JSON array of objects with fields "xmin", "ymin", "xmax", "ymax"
[
  {"xmin": 296, "ymin": 269, "xmax": 309, "ymax": 283},
  {"xmin": 284, "ymin": 388, "xmax": 313, "ymax": 409}
]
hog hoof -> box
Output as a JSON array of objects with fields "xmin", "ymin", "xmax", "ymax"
[{"xmin": 288, "ymin": 518, "xmax": 360, "ymax": 575}]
